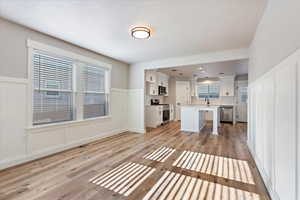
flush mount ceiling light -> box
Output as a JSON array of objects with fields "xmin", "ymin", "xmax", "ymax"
[{"xmin": 131, "ymin": 26, "xmax": 151, "ymax": 39}]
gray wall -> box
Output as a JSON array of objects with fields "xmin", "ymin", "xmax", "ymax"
[
  {"xmin": 249, "ymin": 0, "xmax": 300, "ymax": 83},
  {"xmin": 0, "ymin": 18, "xmax": 129, "ymax": 89}
]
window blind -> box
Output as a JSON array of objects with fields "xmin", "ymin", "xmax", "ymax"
[
  {"xmin": 33, "ymin": 51, "xmax": 74, "ymax": 125},
  {"xmin": 197, "ymin": 85, "xmax": 209, "ymax": 98},
  {"xmin": 81, "ymin": 65, "xmax": 108, "ymax": 119},
  {"xmin": 208, "ymin": 84, "xmax": 220, "ymax": 98},
  {"xmin": 197, "ymin": 84, "xmax": 220, "ymax": 98}
]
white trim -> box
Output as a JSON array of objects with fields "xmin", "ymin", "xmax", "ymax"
[
  {"xmin": 0, "ymin": 128, "xmax": 128, "ymax": 170},
  {"xmin": 27, "ymin": 47, "xmax": 34, "ymax": 127},
  {"xmin": 27, "ymin": 39, "xmax": 112, "ymax": 69},
  {"xmin": 26, "ymin": 115, "xmax": 112, "ymax": 132},
  {"xmin": 0, "ymin": 76, "xmax": 28, "ymax": 84},
  {"xmin": 128, "ymin": 128, "xmax": 146, "ymax": 134},
  {"xmin": 248, "ymin": 146, "xmax": 280, "ymax": 200},
  {"xmin": 111, "ymin": 88, "xmax": 128, "ymax": 93}
]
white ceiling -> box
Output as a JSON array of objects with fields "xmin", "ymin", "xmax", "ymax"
[
  {"xmin": 158, "ymin": 59, "xmax": 248, "ymax": 79},
  {"xmin": 0, "ymin": 0, "xmax": 266, "ymax": 64}
]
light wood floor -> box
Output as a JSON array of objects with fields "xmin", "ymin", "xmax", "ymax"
[{"xmin": 0, "ymin": 122, "xmax": 270, "ymax": 200}]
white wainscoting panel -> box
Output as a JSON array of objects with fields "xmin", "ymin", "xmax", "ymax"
[
  {"xmin": 248, "ymin": 49, "xmax": 300, "ymax": 200},
  {"xmin": 0, "ymin": 78, "xmax": 28, "ymax": 167},
  {"xmin": 0, "ymin": 81, "xmax": 129, "ymax": 170},
  {"xmin": 128, "ymin": 89, "xmax": 145, "ymax": 133},
  {"xmin": 274, "ymin": 58, "xmax": 297, "ymax": 200}
]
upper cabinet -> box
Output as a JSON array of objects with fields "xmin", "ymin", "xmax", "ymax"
[
  {"xmin": 145, "ymin": 71, "xmax": 169, "ymax": 96},
  {"xmin": 190, "ymin": 80, "xmax": 197, "ymax": 97},
  {"xmin": 220, "ymin": 76, "xmax": 235, "ymax": 96},
  {"xmin": 145, "ymin": 70, "xmax": 157, "ymax": 83},
  {"xmin": 157, "ymin": 72, "xmax": 169, "ymax": 87}
]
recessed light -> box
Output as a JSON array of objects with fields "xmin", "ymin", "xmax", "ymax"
[
  {"xmin": 198, "ymin": 67, "xmax": 204, "ymax": 70},
  {"xmin": 131, "ymin": 26, "xmax": 151, "ymax": 39}
]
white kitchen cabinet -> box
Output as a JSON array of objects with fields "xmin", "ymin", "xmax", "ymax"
[
  {"xmin": 157, "ymin": 72, "xmax": 169, "ymax": 87},
  {"xmin": 145, "ymin": 105, "xmax": 163, "ymax": 128},
  {"xmin": 145, "ymin": 70, "xmax": 157, "ymax": 83},
  {"xmin": 146, "ymin": 71, "xmax": 169, "ymax": 96},
  {"xmin": 220, "ymin": 76, "xmax": 235, "ymax": 96},
  {"xmin": 148, "ymin": 83, "xmax": 158, "ymax": 96}
]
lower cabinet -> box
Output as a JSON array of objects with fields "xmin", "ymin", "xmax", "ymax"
[
  {"xmin": 145, "ymin": 104, "xmax": 174, "ymax": 128},
  {"xmin": 145, "ymin": 105, "xmax": 163, "ymax": 128}
]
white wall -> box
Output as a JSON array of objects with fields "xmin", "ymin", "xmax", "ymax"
[
  {"xmin": 248, "ymin": 49, "xmax": 300, "ymax": 200},
  {"xmin": 248, "ymin": 1, "xmax": 300, "ymax": 199},
  {"xmin": 0, "ymin": 78, "xmax": 129, "ymax": 170},
  {"xmin": 249, "ymin": 0, "xmax": 300, "ymax": 83},
  {"xmin": 0, "ymin": 18, "xmax": 131, "ymax": 170},
  {"xmin": 0, "ymin": 18, "xmax": 129, "ymax": 89}
]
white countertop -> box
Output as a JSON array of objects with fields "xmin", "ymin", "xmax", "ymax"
[{"xmin": 181, "ymin": 104, "xmax": 220, "ymax": 108}]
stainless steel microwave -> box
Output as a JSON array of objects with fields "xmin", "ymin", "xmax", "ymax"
[{"xmin": 158, "ymin": 86, "xmax": 167, "ymax": 95}]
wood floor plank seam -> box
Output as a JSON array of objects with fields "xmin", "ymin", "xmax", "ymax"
[
  {"xmin": 173, "ymin": 150, "xmax": 255, "ymax": 185},
  {"xmin": 89, "ymin": 162, "xmax": 155, "ymax": 196},
  {"xmin": 143, "ymin": 171, "xmax": 261, "ymax": 200},
  {"xmin": 0, "ymin": 122, "xmax": 270, "ymax": 200}
]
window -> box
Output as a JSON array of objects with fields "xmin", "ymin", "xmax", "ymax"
[
  {"xmin": 197, "ymin": 83, "xmax": 220, "ymax": 98},
  {"xmin": 238, "ymin": 86, "xmax": 248, "ymax": 104},
  {"xmin": 31, "ymin": 49, "xmax": 110, "ymax": 126},
  {"xmin": 81, "ymin": 65, "xmax": 109, "ymax": 119},
  {"xmin": 33, "ymin": 51, "xmax": 74, "ymax": 125}
]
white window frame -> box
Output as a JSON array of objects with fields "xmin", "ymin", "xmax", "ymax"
[
  {"xmin": 27, "ymin": 39, "xmax": 112, "ymax": 128},
  {"xmin": 196, "ymin": 81, "xmax": 220, "ymax": 99}
]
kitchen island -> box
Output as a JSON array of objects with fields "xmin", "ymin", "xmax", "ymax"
[{"xmin": 181, "ymin": 105, "xmax": 220, "ymax": 135}]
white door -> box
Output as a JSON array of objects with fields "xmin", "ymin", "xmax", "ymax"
[
  {"xmin": 176, "ymin": 81, "xmax": 190, "ymax": 120},
  {"xmin": 236, "ymin": 81, "xmax": 248, "ymax": 122}
]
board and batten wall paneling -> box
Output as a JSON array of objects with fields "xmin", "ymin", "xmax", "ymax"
[
  {"xmin": 128, "ymin": 89, "xmax": 145, "ymax": 133},
  {"xmin": 274, "ymin": 58, "xmax": 297, "ymax": 200},
  {"xmin": 0, "ymin": 77, "xmax": 28, "ymax": 165},
  {"xmin": 248, "ymin": 48, "xmax": 300, "ymax": 200},
  {"xmin": 0, "ymin": 79, "xmax": 129, "ymax": 170}
]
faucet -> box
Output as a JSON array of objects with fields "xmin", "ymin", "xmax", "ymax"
[{"xmin": 205, "ymin": 97, "xmax": 210, "ymax": 106}]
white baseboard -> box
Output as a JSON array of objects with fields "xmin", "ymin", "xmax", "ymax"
[
  {"xmin": 248, "ymin": 145, "xmax": 280, "ymax": 200},
  {"xmin": 0, "ymin": 128, "xmax": 128, "ymax": 170},
  {"xmin": 128, "ymin": 128, "xmax": 145, "ymax": 134}
]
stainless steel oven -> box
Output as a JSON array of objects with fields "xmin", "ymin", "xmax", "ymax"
[{"xmin": 162, "ymin": 104, "xmax": 170, "ymax": 122}]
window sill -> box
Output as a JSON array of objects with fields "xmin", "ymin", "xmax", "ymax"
[{"xmin": 26, "ymin": 115, "xmax": 112, "ymax": 132}]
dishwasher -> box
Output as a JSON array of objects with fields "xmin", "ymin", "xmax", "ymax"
[{"xmin": 220, "ymin": 105, "xmax": 233, "ymax": 123}]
